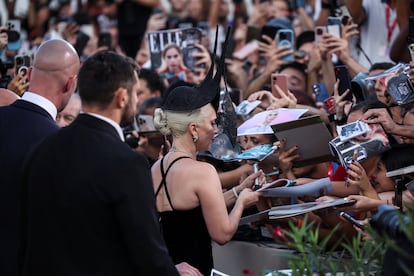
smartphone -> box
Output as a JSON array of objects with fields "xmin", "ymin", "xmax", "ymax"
[
  {"xmin": 260, "ymin": 25, "xmax": 278, "ymax": 43},
  {"xmin": 315, "ymin": 26, "xmax": 326, "ymax": 44},
  {"xmin": 409, "ymin": 16, "xmax": 414, "ymax": 46},
  {"xmin": 334, "ymin": 65, "xmax": 353, "ymax": 101},
  {"xmin": 312, "ymin": 82, "xmax": 329, "ymax": 103},
  {"xmin": 271, "ymin": 73, "xmax": 289, "ymax": 98},
  {"xmin": 14, "ymin": 54, "xmax": 32, "ymax": 77},
  {"xmin": 327, "ymin": 16, "xmax": 342, "ymax": 38},
  {"xmin": 183, "ymin": 46, "xmax": 201, "ymax": 70},
  {"xmin": 276, "ymin": 29, "xmax": 294, "ymax": 61},
  {"xmin": 137, "ymin": 114, "xmax": 157, "ymax": 134},
  {"xmin": 98, "ymin": 32, "xmax": 112, "ymax": 48},
  {"xmin": 6, "ymin": 19, "xmax": 21, "ymax": 51},
  {"xmin": 339, "ymin": 212, "xmax": 365, "ymax": 230}
]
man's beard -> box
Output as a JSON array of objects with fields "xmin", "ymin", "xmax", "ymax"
[{"xmin": 120, "ymin": 103, "xmax": 136, "ymax": 127}]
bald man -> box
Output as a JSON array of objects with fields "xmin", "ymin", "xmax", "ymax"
[
  {"xmin": 0, "ymin": 39, "xmax": 80, "ymax": 276},
  {"xmin": 0, "ymin": 88, "xmax": 20, "ymax": 106}
]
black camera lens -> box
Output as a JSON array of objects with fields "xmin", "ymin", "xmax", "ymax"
[{"xmin": 370, "ymin": 205, "xmax": 408, "ymax": 240}]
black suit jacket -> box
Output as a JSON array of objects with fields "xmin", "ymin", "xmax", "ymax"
[
  {"xmin": 0, "ymin": 100, "xmax": 59, "ymax": 276},
  {"xmin": 20, "ymin": 114, "xmax": 179, "ymax": 276}
]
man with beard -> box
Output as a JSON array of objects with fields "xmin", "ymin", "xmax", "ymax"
[{"xmin": 19, "ymin": 51, "xmax": 199, "ymax": 275}]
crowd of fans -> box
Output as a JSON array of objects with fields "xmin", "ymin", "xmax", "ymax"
[{"xmin": 1, "ymin": 0, "xmax": 414, "ymax": 275}]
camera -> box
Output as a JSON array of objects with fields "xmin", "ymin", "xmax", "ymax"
[
  {"xmin": 351, "ymin": 72, "xmax": 375, "ymax": 102},
  {"xmin": 370, "ymin": 205, "xmax": 409, "ymax": 240},
  {"xmin": 386, "ymin": 64, "xmax": 414, "ymax": 105}
]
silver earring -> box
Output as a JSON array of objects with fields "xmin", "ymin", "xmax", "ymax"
[{"xmin": 193, "ymin": 135, "xmax": 199, "ymax": 143}]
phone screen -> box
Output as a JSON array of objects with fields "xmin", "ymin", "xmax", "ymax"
[{"xmin": 334, "ymin": 65, "xmax": 353, "ymax": 101}]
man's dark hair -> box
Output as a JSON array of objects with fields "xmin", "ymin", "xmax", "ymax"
[
  {"xmin": 279, "ymin": 61, "xmax": 308, "ymax": 88},
  {"xmin": 139, "ymin": 68, "xmax": 166, "ymax": 98},
  {"xmin": 296, "ymin": 30, "xmax": 315, "ymax": 50},
  {"xmin": 369, "ymin": 62, "xmax": 395, "ymax": 72},
  {"xmin": 78, "ymin": 51, "xmax": 139, "ymax": 107}
]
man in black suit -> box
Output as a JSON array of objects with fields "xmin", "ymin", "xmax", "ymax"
[
  {"xmin": 19, "ymin": 51, "xmax": 199, "ymax": 275},
  {"xmin": 0, "ymin": 39, "xmax": 80, "ymax": 276}
]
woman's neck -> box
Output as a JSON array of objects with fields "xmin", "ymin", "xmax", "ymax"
[{"xmin": 170, "ymin": 140, "xmax": 196, "ymax": 159}]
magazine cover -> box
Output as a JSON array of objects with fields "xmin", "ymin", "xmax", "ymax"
[
  {"xmin": 268, "ymin": 198, "xmax": 356, "ymax": 219},
  {"xmin": 239, "ymin": 196, "xmax": 354, "ymax": 224},
  {"xmin": 200, "ymin": 134, "xmax": 277, "ymax": 162},
  {"xmin": 237, "ymin": 108, "xmax": 308, "ymax": 136},
  {"xmin": 329, "ymin": 121, "xmax": 391, "ymax": 169},
  {"xmin": 259, "ymin": 177, "xmax": 332, "ymax": 197},
  {"xmin": 147, "ymin": 27, "xmax": 203, "ymax": 70}
]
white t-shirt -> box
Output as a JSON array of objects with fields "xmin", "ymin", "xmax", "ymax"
[{"xmin": 357, "ymin": 0, "xmax": 399, "ymax": 69}]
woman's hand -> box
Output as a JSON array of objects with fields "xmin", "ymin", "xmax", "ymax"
[
  {"xmin": 7, "ymin": 71, "xmax": 29, "ymax": 96},
  {"xmin": 277, "ymin": 138, "xmax": 300, "ymax": 179},
  {"xmin": 175, "ymin": 262, "xmax": 202, "ymax": 276},
  {"xmin": 192, "ymin": 44, "xmax": 212, "ymax": 70},
  {"xmin": 267, "ymin": 85, "xmax": 297, "ymax": 109},
  {"xmin": 247, "ymin": 90, "xmax": 276, "ymax": 108},
  {"xmin": 346, "ymin": 160, "xmax": 371, "ymax": 193},
  {"xmin": 332, "ymin": 79, "xmax": 352, "ymax": 120},
  {"xmin": 238, "ymin": 169, "xmax": 266, "ymax": 191}
]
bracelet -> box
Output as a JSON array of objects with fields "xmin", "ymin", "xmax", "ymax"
[{"xmin": 232, "ymin": 187, "xmax": 239, "ymax": 199}]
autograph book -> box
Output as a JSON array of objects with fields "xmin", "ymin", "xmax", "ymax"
[
  {"xmin": 240, "ymin": 198, "xmax": 355, "ymax": 224},
  {"xmin": 271, "ymin": 115, "xmax": 334, "ymax": 167}
]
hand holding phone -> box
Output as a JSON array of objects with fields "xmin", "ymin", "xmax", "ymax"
[
  {"xmin": 276, "ymin": 29, "xmax": 294, "ymax": 61},
  {"xmin": 271, "ymin": 73, "xmax": 289, "ymax": 98},
  {"xmin": 334, "ymin": 65, "xmax": 353, "ymax": 101},
  {"xmin": 339, "ymin": 211, "xmax": 365, "ymax": 230},
  {"xmin": 15, "ymin": 55, "xmax": 32, "ymax": 77}
]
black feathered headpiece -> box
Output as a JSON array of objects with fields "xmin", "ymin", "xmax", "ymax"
[{"xmin": 161, "ymin": 26, "xmax": 232, "ymax": 112}]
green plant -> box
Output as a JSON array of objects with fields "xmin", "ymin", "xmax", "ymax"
[{"xmin": 279, "ymin": 215, "xmax": 388, "ymax": 276}]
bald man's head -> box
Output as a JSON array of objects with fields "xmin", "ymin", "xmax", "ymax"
[
  {"xmin": 0, "ymin": 88, "xmax": 20, "ymax": 106},
  {"xmin": 28, "ymin": 39, "xmax": 81, "ymax": 112},
  {"xmin": 33, "ymin": 39, "xmax": 79, "ymax": 73}
]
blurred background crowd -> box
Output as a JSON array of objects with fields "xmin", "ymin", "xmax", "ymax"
[{"xmin": 2, "ymin": 0, "xmax": 414, "ymax": 274}]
